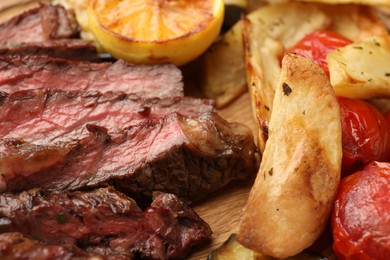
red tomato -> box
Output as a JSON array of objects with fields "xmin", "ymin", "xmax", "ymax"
[
  {"xmin": 332, "ymin": 161, "xmax": 390, "ymax": 260},
  {"xmin": 288, "ymin": 30, "xmax": 352, "ymax": 77},
  {"xmin": 387, "ymin": 110, "xmax": 390, "ymax": 125},
  {"xmin": 338, "ymin": 97, "xmax": 390, "ymax": 175}
]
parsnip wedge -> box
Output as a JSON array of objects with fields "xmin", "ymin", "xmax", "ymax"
[
  {"xmin": 328, "ymin": 35, "xmax": 390, "ymax": 99},
  {"xmin": 237, "ymin": 54, "xmax": 342, "ymax": 258}
]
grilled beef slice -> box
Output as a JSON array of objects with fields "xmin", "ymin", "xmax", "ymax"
[
  {"xmin": 0, "ymin": 39, "xmax": 99, "ymax": 61},
  {"xmin": 5, "ymin": 113, "xmax": 258, "ymax": 203},
  {"xmin": 0, "ymin": 89, "xmax": 214, "ymax": 185},
  {"xmin": 0, "ymin": 187, "xmax": 212, "ymax": 259},
  {"xmin": 0, "ymin": 89, "xmax": 213, "ymax": 143},
  {"xmin": 0, "ymin": 232, "xmax": 104, "ymax": 260},
  {"xmin": 0, "ymin": 55, "xmax": 184, "ymax": 97},
  {"xmin": 0, "ymin": 4, "xmax": 79, "ymax": 45}
]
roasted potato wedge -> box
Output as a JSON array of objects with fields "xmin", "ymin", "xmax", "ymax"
[
  {"xmin": 242, "ymin": 2, "xmax": 329, "ymax": 152},
  {"xmin": 201, "ymin": 2, "xmax": 332, "ymax": 110},
  {"xmin": 200, "ymin": 21, "xmax": 247, "ymax": 108},
  {"xmin": 237, "ymin": 54, "xmax": 342, "ymax": 258},
  {"xmin": 328, "ymin": 35, "xmax": 390, "ymax": 99},
  {"xmin": 243, "ymin": 2, "xmax": 387, "ymax": 153},
  {"xmin": 317, "ymin": 4, "xmax": 389, "ymax": 42}
]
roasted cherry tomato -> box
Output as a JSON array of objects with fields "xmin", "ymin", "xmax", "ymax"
[
  {"xmin": 338, "ymin": 97, "xmax": 390, "ymax": 175},
  {"xmin": 288, "ymin": 30, "xmax": 352, "ymax": 77},
  {"xmin": 387, "ymin": 110, "xmax": 390, "ymax": 125},
  {"xmin": 332, "ymin": 161, "xmax": 390, "ymax": 260}
]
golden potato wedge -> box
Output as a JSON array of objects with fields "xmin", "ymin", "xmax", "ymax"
[
  {"xmin": 242, "ymin": 17, "xmax": 283, "ymax": 152},
  {"xmin": 242, "ymin": 2, "xmax": 329, "ymax": 152},
  {"xmin": 201, "ymin": 2, "xmax": 332, "ymax": 110},
  {"xmin": 317, "ymin": 4, "xmax": 389, "ymax": 42},
  {"xmin": 200, "ymin": 21, "xmax": 247, "ymax": 108},
  {"xmin": 237, "ymin": 54, "xmax": 342, "ymax": 258},
  {"xmin": 245, "ymin": 3, "xmax": 330, "ymax": 50},
  {"xmin": 328, "ymin": 36, "xmax": 390, "ymax": 99}
]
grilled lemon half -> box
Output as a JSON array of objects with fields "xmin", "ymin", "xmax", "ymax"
[{"xmin": 88, "ymin": 0, "xmax": 224, "ymax": 66}]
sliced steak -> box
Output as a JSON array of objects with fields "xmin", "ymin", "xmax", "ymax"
[
  {"xmin": 0, "ymin": 4, "xmax": 79, "ymax": 45},
  {"xmin": 0, "ymin": 139, "xmax": 78, "ymax": 192},
  {"xmin": 0, "ymin": 89, "xmax": 213, "ymax": 144},
  {"xmin": 0, "ymin": 90, "xmax": 215, "ymax": 186},
  {"xmin": 0, "ymin": 232, "xmax": 104, "ymax": 260},
  {"xmin": 0, "ymin": 39, "xmax": 99, "ymax": 61},
  {"xmin": 0, "ymin": 187, "xmax": 212, "ymax": 259},
  {"xmin": 0, "ymin": 56, "xmax": 184, "ymax": 97},
  {"xmin": 5, "ymin": 113, "xmax": 258, "ymax": 203}
]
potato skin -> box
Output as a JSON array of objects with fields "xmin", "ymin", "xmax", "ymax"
[{"xmin": 237, "ymin": 54, "xmax": 342, "ymax": 258}]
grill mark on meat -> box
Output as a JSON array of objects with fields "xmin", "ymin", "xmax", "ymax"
[
  {"xmin": 5, "ymin": 113, "xmax": 258, "ymax": 203},
  {"xmin": 0, "ymin": 4, "xmax": 79, "ymax": 45},
  {"xmin": 0, "ymin": 56, "xmax": 184, "ymax": 98},
  {"xmin": 0, "ymin": 188, "xmax": 212, "ymax": 259}
]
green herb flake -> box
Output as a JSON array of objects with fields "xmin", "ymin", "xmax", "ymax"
[{"xmin": 57, "ymin": 213, "xmax": 67, "ymax": 224}]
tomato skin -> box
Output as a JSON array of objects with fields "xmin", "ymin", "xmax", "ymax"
[
  {"xmin": 387, "ymin": 111, "xmax": 390, "ymax": 125},
  {"xmin": 332, "ymin": 161, "xmax": 390, "ymax": 260},
  {"xmin": 338, "ymin": 97, "xmax": 390, "ymax": 175},
  {"xmin": 288, "ymin": 30, "xmax": 352, "ymax": 77}
]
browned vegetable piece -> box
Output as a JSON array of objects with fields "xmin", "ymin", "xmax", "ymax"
[{"xmin": 237, "ymin": 54, "xmax": 342, "ymax": 258}]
